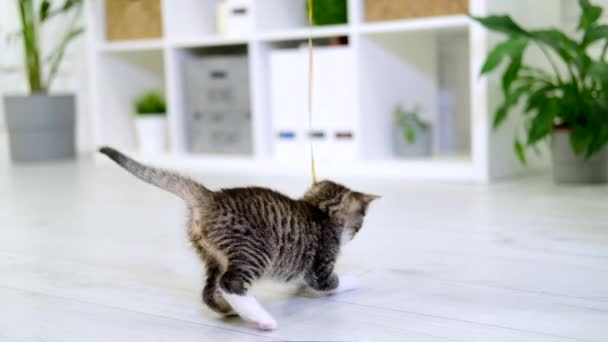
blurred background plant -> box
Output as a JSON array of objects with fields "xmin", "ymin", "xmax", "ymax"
[
  {"xmin": 395, "ymin": 105, "xmax": 429, "ymax": 144},
  {"xmin": 473, "ymin": 0, "xmax": 608, "ymax": 164},
  {"xmin": 2, "ymin": 0, "xmax": 84, "ymax": 93},
  {"xmin": 307, "ymin": 0, "xmax": 347, "ymax": 26},
  {"xmin": 135, "ymin": 91, "xmax": 166, "ymax": 116}
]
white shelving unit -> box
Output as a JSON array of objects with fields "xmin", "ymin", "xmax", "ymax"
[{"xmin": 87, "ymin": 0, "xmax": 562, "ymax": 182}]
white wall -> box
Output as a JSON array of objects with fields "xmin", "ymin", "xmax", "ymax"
[{"xmin": 0, "ymin": 0, "xmax": 91, "ymax": 153}]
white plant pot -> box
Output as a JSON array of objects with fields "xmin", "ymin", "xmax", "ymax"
[{"xmin": 135, "ymin": 115, "xmax": 167, "ymax": 154}]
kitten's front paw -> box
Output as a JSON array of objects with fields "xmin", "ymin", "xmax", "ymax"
[
  {"xmin": 336, "ymin": 275, "xmax": 361, "ymax": 293},
  {"xmin": 255, "ymin": 318, "xmax": 278, "ymax": 331}
]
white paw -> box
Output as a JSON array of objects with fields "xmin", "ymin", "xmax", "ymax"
[
  {"xmin": 336, "ymin": 275, "xmax": 361, "ymax": 293},
  {"xmin": 255, "ymin": 318, "xmax": 278, "ymax": 331}
]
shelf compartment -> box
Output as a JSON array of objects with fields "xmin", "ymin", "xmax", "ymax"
[
  {"xmin": 363, "ymin": 0, "xmax": 468, "ymax": 23},
  {"xmin": 96, "ymin": 50, "xmax": 166, "ymax": 153},
  {"xmin": 358, "ymin": 15, "xmax": 470, "ymax": 35},
  {"xmin": 358, "ymin": 28, "xmax": 472, "ymax": 160},
  {"xmin": 163, "ymin": 0, "xmax": 219, "ymax": 39},
  {"xmin": 104, "ymin": 0, "xmax": 164, "ymax": 42},
  {"xmin": 254, "ymin": 0, "xmax": 310, "ymax": 33},
  {"xmin": 171, "ymin": 45, "xmax": 254, "ymax": 156}
]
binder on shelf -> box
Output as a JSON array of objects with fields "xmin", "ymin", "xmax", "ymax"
[{"xmin": 269, "ymin": 46, "xmax": 358, "ymax": 162}]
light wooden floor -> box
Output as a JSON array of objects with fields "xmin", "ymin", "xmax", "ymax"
[{"xmin": 1, "ymin": 160, "xmax": 607, "ymax": 342}]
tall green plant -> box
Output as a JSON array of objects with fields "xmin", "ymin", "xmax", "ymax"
[
  {"xmin": 473, "ymin": 0, "xmax": 608, "ymax": 164},
  {"xmin": 7, "ymin": 0, "xmax": 84, "ymax": 93}
]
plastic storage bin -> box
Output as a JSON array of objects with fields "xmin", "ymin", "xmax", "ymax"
[{"xmin": 183, "ymin": 55, "xmax": 252, "ymax": 155}]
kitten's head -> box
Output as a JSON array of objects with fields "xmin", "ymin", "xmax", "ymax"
[{"xmin": 303, "ymin": 180, "xmax": 379, "ymax": 244}]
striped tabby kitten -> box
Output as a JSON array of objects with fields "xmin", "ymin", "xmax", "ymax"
[{"xmin": 100, "ymin": 147, "xmax": 378, "ymax": 331}]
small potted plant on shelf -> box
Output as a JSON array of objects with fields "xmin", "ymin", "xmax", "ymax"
[
  {"xmin": 307, "ymin": 0, "xmax": 347, "ymax": 26},
  {"xmin": 2, "ymin": 0, "xmax": 84, "ymax": 162},
  {"xmin": 473, "ymin": 0, "xmax": 608, "ymax": 184},
  {"xmin": 134, "ymin": 90, "xmax": 167, "ymax": 154},
  {"xmin": 393, "ymin": 105, "xmax": 432, "ymax": 157}
]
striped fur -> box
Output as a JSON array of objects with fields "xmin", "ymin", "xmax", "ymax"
[{"xmin": 99, "ymin": 147, "xmax": 378, "ymax": 318}]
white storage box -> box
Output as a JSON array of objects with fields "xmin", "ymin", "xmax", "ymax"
[
  {"xmin": 224, "ymin": 0, "xmax": 254, "ymax": 36},
  {"xmin": 269, "ymin": 46, "xmax": 358, "ymax": 163}
]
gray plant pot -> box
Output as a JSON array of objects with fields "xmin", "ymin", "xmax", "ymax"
[
  {"xmin": 3, "ymin": 94, "xmax": 76, "ymax": 162},
  {"xmin": 551, "ymin": 129, "xmax": 608, "ymax": 184},
  {"xmin": 393, "ymin": 124, "xmax": 432, "ymax": 158}
]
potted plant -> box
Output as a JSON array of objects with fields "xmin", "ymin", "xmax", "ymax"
[
  {"xmin": 307, "ymin": 0, "xmax": 347, "ymax": 26},
  {"xmin": 2, "ymin": 0, "xmax": 84, "ymax": 162},
  {"xmin": 134, "ymin": 90, "xmax": 167, "ymax": 154},
  {"xmin": 393, "ymin": 105, "xmax": 432, "ymax": 157},
  {"xmin": 473, "ymin": 0, "xmax": 608, "ymax": 184}
]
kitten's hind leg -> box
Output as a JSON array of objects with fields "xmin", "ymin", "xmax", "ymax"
[
  {"xmin": 221, "ymin": 292, "xmax": 277, "ymax": 331},
  {"xmin": 202, "ymin": 258, "xmax": 234, "ymax": 316},
  {"xmin": 219, "ymin": 264, "xmax": 277, "ymax": 331}
]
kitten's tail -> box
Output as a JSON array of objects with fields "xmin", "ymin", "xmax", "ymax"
[{"xmin": 99, "ymin": 146, "xmax": 210, "ymax": 203}]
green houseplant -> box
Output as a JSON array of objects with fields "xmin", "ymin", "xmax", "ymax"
[
  {"xmin": 393, "ymin": 105, "xmax": 432, "ymax": 157},
  {"xmin": 307, "ymin": 0, "xmax": 347, "ymax": 26},
  {"xmin": 2, "ymin": 0, "xmax": 84, "ymax": 162},
  {"xmin": 133, "ymin": 91, "xmax": 167, "ymax": 153},
  {"xmin": 135, "ymin": 91, "xmax": 167, "ymax": 116},
  {"xmin": 473, "ymin": 0, "xmax": 608, "ymax": 183}
]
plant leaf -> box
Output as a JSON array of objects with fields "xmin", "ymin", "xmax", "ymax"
[
  {"xmin": 589, "ymin": 61, "xmax": 608, "ymax": 84},
  {"xmin": 493, "ymin": 84, "xmax": 533, "ymax": 129},
  {"xmin": 40, "ymin": 0, "xmax": 82, "ymax": 23},
  {"xmin": 589, "ymin": 61, "xmax": 608, "ymax": 104},
  {"xmin": 471, "ymin": 15, "xmax": 530, "ymax": 36},
  {"xmin": 586, "ymin": 126, "xmax": 608, "ymax": 158},
  {"xmin": 570, "ymin": 126, "xmax": 591, "ymax": 155},
  {"xmin": 19, "ymin": 0, "xmax": 45, "ymax": 92},
  {"xmin": 46, "ymin": 27, "xmax": 85, "ymax": 90},
  {"xmin": 481, "ymin": 37, "xmax": 528, "ymax": 75},
  {"xmin": 405, "ymin": 127, "xmax": 416, "ymax": 144},
  {"xmin": 525, "ymin": 84, "xmax": 558, "ymax": 113},
  {"xmin": 62, "ymin": 0, "xmax": 81, "ymax": 11},
  {"xmin": 582, "ymin": 25, "xmax": 608, "ymax": 47},
  {"xmin": 578, "ymin": 0, "xmax": 603, "ymax": 31},
  {"xmin": 531, "ymin": 29, "xmax": 578, "ymax": 64},
  {"xmin": 527, "ymin": 99, "xmax": 558, "ymax": 145},
  {"xmin": 515, "ymin": 138, "xmax": 527, "ymax": 165},
  {"xmin": 502, "ymin": 54, "xmax": 523, "ymax": 93},
  {"xmin": 135, "ymin": 91, "xmax": 166, "ymax": 114},
  {"xmin": 39, "ymin": 0, "xmax": 51, "ymax": 21}
]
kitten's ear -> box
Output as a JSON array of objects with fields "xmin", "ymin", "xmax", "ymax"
[{"xmin": 360, "ymin": 193, "xmax": 381, "ymax": 204}]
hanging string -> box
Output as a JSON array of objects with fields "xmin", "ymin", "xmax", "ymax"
[{"xmin": 307, "ymin": 0, "xmax": 318, "ymax": 184}]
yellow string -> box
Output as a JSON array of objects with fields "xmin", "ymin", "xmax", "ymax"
[{"xmin": 307, "ymin": 0, "xmax": 318, "ymax": 184}]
